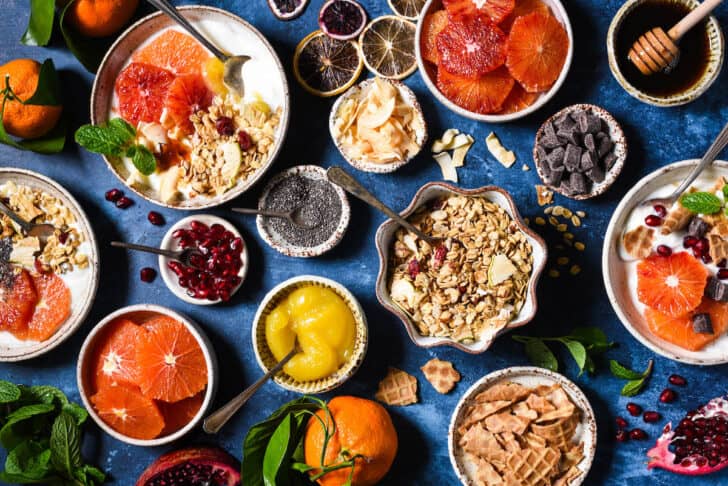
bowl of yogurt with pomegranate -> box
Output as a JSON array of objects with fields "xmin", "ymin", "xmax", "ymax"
[
  {"xmin": 604, "ymin": 159, "xmax": 728, "ymax": 365},
  {"xmin": 91, "ymin": 6, "xmax": 290, "ymax": 209}
]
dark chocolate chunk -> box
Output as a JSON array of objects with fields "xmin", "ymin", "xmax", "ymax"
[
  {"xmin": 557, "ymin": 126, "xmax": 581, "ymax": 146},
  {"xmin": 692, "ymin": 313, "xmax": 714, "ymax": 334},
  {"xmin": 687, "ymin": 217, "xmax": 709, "ymax": 238},
  {"xmin": 560, "ymin": 179, "xmax": 574, "ymax": 195},
  {"xmin": 563, "ymin": 144, "xmax": 582, "ymax": 172},
  {"xmin": 569, "ymin": 172, "xmax": 588, "ymax": 194},
  {"xmin": 554, "ymin": 113, "xmax": 576, "ymax": 130},
  {"xmin": 597, "ymin": 136, "xmax": 614, "ymax": 158},
  {"xmin": 584, "ymin": 133, "xmax": 596, "ymax": 153},
  {"xmin": 580, "ymin": 151, "xmax": 597, "ymax": 172},
  {"xmin": 536, "ymin": 145, "xmax": 548, "ymax": 164},
  {"xmin": 540, "ymin": 122, "xmax": 562, "ymax": 149},
  {"xmin": 586, "ymin": 165, "xmax": 605, "ymax": 183},
  {"xmin": 546, "ymin": 146, "xmax": 565, "ymax": 169},
  {"xmin": 705, "ymin": 276, "xmax": 728, "ymax": 302},
  {"xmin": 579, "ymin": 112, "xmax": 603, "ymax": 134},
  {"xmin": 602, "ymin": 152, "xmax": 618, "ymax": 171},
  {"xmin": 545, "ymin": 166, "xmax": 565, "ymax": 186}
]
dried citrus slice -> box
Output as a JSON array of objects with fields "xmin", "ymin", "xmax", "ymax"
[
  {"xmin": 20, "ymin": 273, "xmax": 71, "ymax": 342},
  {"xmin": 436, "ymin": 66, "xmax": 515, "ymax": 114},
  {"xmin": 637, "ymin": 252, "xmax": 708, "ymax": 318},
  {"xmin": 645, "ymin": 298, "xmax": 728, "ymax": 351},
  {"xmin": 158, "ymin": 391, "xmax": 204, "ymax": 436},
  {"xmin": 91, "ymin": 384, "xmax": 165, "ymax": 440},
  {"xmin": 136, "ymin": 316, "xmax": 207, "ymax": 403},
  {"xmin": 443, "ymin": 0, "xmax": 515, "ymax": 25},
  {"xmin": 506, "ymin": 12, "xmax": 569, "ymax": 92},
  {"xmin": 359, "ymin": 15, "xmax": 417, "ymax": 80},
  {"xmin": 115, "ymin": 62, "xmax": 175, "ymax": 125},
  {"xmin": 0, "ymin": 269, "xmax": 36, "ymax": 334},
  {"xmin": 91, "ymin": 318, "xmax": 146, "ymax": 391},
  {"xmin": 388, "ymin": 0, "xmax": 426, "ymax": 20},
  {"xmin": 132, "ymin": 30, "xmax": 212, "ymax": 76},
  {"xmin": 501, "ymin": 0, "xmax": 551, "ymax": 31},
  {"xmin": 420, "ymin": 10, "xmax": 448, "ymax": 64},
  {"xmin": 436, "ymin": 14, "xmax": 507, "ymax": 78},
  {"xmin": 498, "ymin": 82, "xmax": 539, "ymax": 113},
  {"xmin": 164, "ymin": 74, "xmax": 214, "ymax": 135},
  {"xmin": 293, "ymin": 30, "xmax": 363, "ymax": 97},
  {"xmin": 319, "ymin": 0, "xmax": 367, "ymax": 40}
]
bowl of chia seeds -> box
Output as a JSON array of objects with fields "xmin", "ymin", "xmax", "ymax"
[{"xmin": 255, "ymin": 165, "xmax": 350, "ymax": 257}]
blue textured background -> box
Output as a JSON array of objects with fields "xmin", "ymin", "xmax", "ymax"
[{"xmin": 1, "ymin": 0, "xmax": 727, "ymax": 484}]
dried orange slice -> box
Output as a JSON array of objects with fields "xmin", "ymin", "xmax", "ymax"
[
  {"xmin": 443, "ymin": 0, "xmax": 515, "ymax": 25},
  {"xmin": 91, "ymin": 318, "xmax": 146, "ymax": 391},
  {"xmin": 91, "ymin": 384, "xmax": 165, "ymax": 440},
  {"xmin": 436, "ymin": 66, "xmax": 515, "ymax": 114},
  {"xmin": 164, "ymin": 74, "xmax": 214, "ymax": 135},
  {"xmin": 136, "ymin": 316, "xmax": 207, "ymax": 403},
  {"xmin": 359, "ymin": 16, "xmax": 418, "ymax": 79},
  {"xmin": 0, "ymin": 269, "xmax": 36, "ymax": 334},
  {"xmin": 505, "ymin": 12, "xmax": 569, "ymax": 92},
  {"xmin": 293, "ymin": 30, "xmax": 363, "ymax": 97},
  {"xmin": 20, "ymin": 273, "xmax": 71, "ymax": 342},
  {"xmin": 645, "ymin": 298, "xmax": 728, "ymax": 351},
  {"xmin": 498, "ymin": 82, "xmax": 539, "ymax": 113},
  {"xmin": 436, "ymin": 14, "xmax": 507, "ymax": 78},
  {"xmin": 115, "ymin": 62, "xmax": 175, "ymax": 125},
  {"xmin": 637, "ymin": 252, "xmax": 708, "ymax": 318},
  {"xmin": 132, "ymin": 30, "xmax": 212, "ymax": 75},
  {"xmin": 158, "ymin": 391, "xmax": 204, "ymax": 436},
  {"xmin": 420, "ymin": 10, "xmax": 448, "ymax": 65},
  {"xmin": 388, "ymin": 0, "xmax": 426, "ymax": 20}
]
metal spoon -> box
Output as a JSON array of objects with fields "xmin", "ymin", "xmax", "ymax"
[
  {"xmin": 110, "ymin": 241, "xmax": 204, "ymax": 268},
  {"xmin": 642, "ymin": 120, "xmax": 728, "ymax": 209},
  {"xmin": 146, "ymin": 0, "xmax": 250, "ymax": 97},
  {"xmin": 0, "ymin": 200, "xmax": 56, "ymax": 247},
  {"xmin": 203, "ymin": 347, "xmax": 297, "ymax": 434},
  {"xmin": 231, "ymin": 207, "xmax": 319, "ymax": 229}
]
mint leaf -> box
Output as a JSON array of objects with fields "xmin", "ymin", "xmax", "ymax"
[
  {"xmin": 621, "ymin": 379, "xmax": 647, "ymax": 397},
  {"xmin": 680, "ymin": 192, "xmax": 722, "ymax": 214},
  {"xmin": 107, "ymin": 118, "xmax": 135, "ymax": 142},
  {"xmin": 723, "ymin": 184, "xmax": 728, "ymax": 199},
  {"xmin": 524, "ymin": 339, "xmax": 558, "ymax": 371},
  {"xmin": 75, "ymin": 124, "xmax": 126, "ymax": 156},
  {"xmin": 0, "ymin": 403, "xmax": 55, "ymax": 449},
  {"xmin": 562, "ymin": 340, "xmax": 587, "ymax": 374},
  {"xmin": 127, "ymin": 145, "xmax": 157, "ymax": 176},
  {"xmin": 62, "ymin": 403, "xmax": 88, "ymax": 426},
  {"xmin": 0, "ymin": 381, "xmax": 21, "ymax": 403},
  {"xmin": 5, "ymin": 440, "xmax": 51, "ymax": 480},
  {"xmin": 21, "ymin": 0, "xmax": 54, "ymax": 46},
  {"xmin": 28, "ymin": 386, "xmax": 68, "ymax": 407},
  {"xmin": 614, "ymin": 359, "xmax": 653, "ymax": 397},
  {"xmin": 50, "ymin": 412, "xmax": 81, "ymax": 477},
  {"xmin": 609, "ymin": 360, "xmax": 644, "ymax": 380},
  {"xmin": 568, "ymin": 327, "xmax": 609, "ymax": 346}
]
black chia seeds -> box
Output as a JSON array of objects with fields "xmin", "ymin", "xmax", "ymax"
[
  {"xmin": 0, "ymin": 238, "xmax": 15, "ymax": 289},
  {"xmin": 263, "ymin": 175, "xmax": 342, "ymax": 248}
]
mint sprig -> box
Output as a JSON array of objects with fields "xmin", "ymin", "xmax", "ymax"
[
  {"xmin": 610, "ymin": 359, "xmax": 653, "ymax": 397},
  {"xmin": 75, "ymin": 118, "xmax": 157, "ymax": 176},
  {"xmin": 680, "ymin": 192, "xmax": 723, "ymax": 215}
]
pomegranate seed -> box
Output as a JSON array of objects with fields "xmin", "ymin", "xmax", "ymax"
[
  {"xmin": 57, "ymin": 231, "xmax": 69, "ymax": 244},
  {"xmin": 660, "ymin": 389, "xmax": 677, "ymax": 403},
  {"xmin": 215, "ymin": 116, "xmax": 235, "ymax": 136},
  {"xmin": 105, "ymin": 188, "xmax": 123, "ymax": 202},
  {"xmin": 238, "ymin": 130, "xmax": 252, "ymax": 150},
  {"xmin": 653, "ymin": 204, "xmax": 667, "ymax": 217},
  {"xmin": 616, "ymin": 430, "xmax": 629, "ymax": 442},
  {"xmin": 683, "ymin": 236, "xmax": 699, "ymax": 248},
  {"xmin": 718, "ymin": 269, "xmax": 728, "ymax": 279},
  {"xmin": 147, "ymin": 211, "xmax": 165, "ymax": 226},
  {"xmin": 643, "ymin": 411, "xmax": 661, "ymax": 423},
  {"xmin": 644, "ymin": 215, "xmax": 662, "ymax": 227},
  {"xmin": 656, "ymin": 245, "xmax": 672, "ymax": 256},
  {"xmin": 702, "ymin": 253, "xmax": 713, "ymax": 264},
  {"xmin": 627, "ymin": 403, "xmax": 642, "ymax": 416},
  {"xmin": 695, "ymin": 238, "xmax": 709, "ymax": 254},
  {"xmin": 116, "ymin": 196, "xmax": 133, "ymax": 209},
  {"xmin": 629, "ymin": 429, "xmax": 648, "ymax": 440},
  {"xmin": 408, "ymin": 259, "xmax": 420, "ymax": 279},
  {"xmin": 190, "ymin": 221, "xmax": 209, "ymax": 233},
  {"xmin": 616, "ymin": 417, "xmax": 628, "ymax": 429},
  {"xmin": 140, "ymin": 267, "xmax": 156, "ymax": 283},
  {"xmin": 669, "ymin": 374, "xmax": 687, "ymax": 386}
]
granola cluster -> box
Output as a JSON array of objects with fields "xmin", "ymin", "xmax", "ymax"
[
  {"xmin": 0, "ymin": 181, "xmax": 88, "ymax": 274},
  {"xmin": 388, "ymin": 195, "xmax": 533, "ymax": 342}
]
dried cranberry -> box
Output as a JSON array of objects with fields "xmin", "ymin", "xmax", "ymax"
[
  {"xmin": 433, "ymin": 245, "xmax": 447, "ymax": 266},
  {"xmin": 407, "ymin": 259, "xmax": 420, "ymax": 279},
  {"xmin": 238, "ymin": 130, "xmax": 252, "ymax": 150},
  {"xmin": 660, "ymin": 389, "xmax": 677, "ymax": 403},
  {"xmin": 669, "ymin": 374, "xmax": 687, "ymax": 386},
  {"xmin": 616, "ymin": 430, "xmax": 629, "ymax": 442},
  {"xmin": 57, "ymin": 232, "xmax": 69, "ymax": 244},
  {"xmin": 653, "ymin": 204, "xmax": 667, "ymax": 217},
  {"xmin": 616, "ymin": 417, "xmax": 628, "ymax": 429},
  {"xmin": 629, "ymin": 428, "xmax": 648, "ymax": 440},
  {"xmin": 702, "ymin": 254, "xmax": 713, "ymax": 264},
  {"xmin": 115, "ymin": 196, "xmax": 133, "ymax": 209},
  {"xmin": 643, "ymin": 411, "xmax": 661, "ymax": 423},
  {"xmin": 644, "ymin": 215, "xmax": 662, "ymax": 227},
  {"xmin": 105, "ymin": 188, "xmax": 123, "ymax": 202},
  {"xmin": 140, "ymin": 267, "xmax": 156, "ymax": 283},
  {"xmin": 627, "ymin": 403, "xmax": 642, "ymax": 416},
  {"xmin": 215, "ymin": 116, "xmax": 235, "ymax": 136},
  {"xmin": 147, "ymin": 211, "xmax": 165, "ymax": 226},
  {"xmin": 656, "ymin": 245, "xmax": 672, "ymax": 257},
  {"xmin": 683, "ymin": 236, "xmax": 699, "ymax": 248},
  {"xmin": 33, "ymin": 259, "xmax": 49, "ymax": 274}
]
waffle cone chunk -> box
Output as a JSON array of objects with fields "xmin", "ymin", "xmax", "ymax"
[
  {"xmin": 375, "ymin": 367, "xmax": 418, "ymax": 406},
  {"xmin": 506, "ymin": 447, "xmax": 561, "ymax": 485},
  {"xmin": 421, "ymin": 358, "xmax": 460, "ymax": 394},
  {"xmin": 622, "ymin": 226, "xmax": 655, "ymax": 259}
]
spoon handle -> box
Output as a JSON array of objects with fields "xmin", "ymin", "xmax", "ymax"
[
  {"xmin": 146, "ymin": 0, "xmax": 228, "ymax": 61},
  {"xmin": 232, "ymin": 208, "xmax": 291, "ymax": 219},
  {"xmin": 669, "ymin": 0, "xmax": 722, "ymax": 40},
  {"xmin": 110, "ymin": 241, "xmax": 179, "ymax": 259},
  {"xmin": 326, "ymin": 167, "xmax": 433, "ymax": 241},
  {"xmin": 202, "ymin": 348, "xmax": 296, "ymax": 434},
  {"xmin": 0, "ymin": 200, "xmax": 31, "ymax": 234}
]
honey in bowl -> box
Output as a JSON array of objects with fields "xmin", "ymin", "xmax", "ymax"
[{"xmin": 616, "ymin": 0, "xmax": 711, "ymax": 97}]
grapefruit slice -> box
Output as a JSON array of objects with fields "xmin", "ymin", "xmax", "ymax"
[
  {"xmin": 0, "ymin": 269, "xmax": 36, "ymax": 335},
  {"xmin": 91, "ymin": 318, "xmax": 146, "ymax": 391},
  {"xmin": 637, "ymin": 252, "xmax": 708, "ymax": 318},
  {"xmin": 498, "ymin": 82, "xmax": 539, "ymax": 113},
  {"xmin": 505, "ymin": 12, "xmax": 569, "ymax": 92},
  {"xmin": 91, "ymin": 384, "xmax": 165, "ymax": 440},
  {"xmin": 158, "ymin": 391, "xmax": 204, "ymax": 436},
  {"xmin": 132, "ymin": 30, "xmax": 212, "ymax": 75},
  {"xmin": 420, "ymin": 10, "xmax": 448, "ymax": 65},
  {"xmin": 115, "ymin": 62, "xmax": 175, "ymax": 126},
  {"xmin": 164, "ymin": 74, "xmax": 214, "ymax": 135},
  {"xmin": 645, "ymin": 298, "xmax": 728, "ymax": 351},
  {"xmin": 20, "ymin": 273, "xmax": 71, "ymax": 342},
  {"xmin": 135, "ymin": 316, "xmax": 207, "ymax": 403},
  {"xmin": 436, "ymin": 14, "xmax": 507, "ymax": 78},
  {"xmin": 443, "ymin": 0, "xmax": 515, "ymax": 25},
  {"xmin": 436, "ymin": 66, "xmax": 515, "ymax": 114}
]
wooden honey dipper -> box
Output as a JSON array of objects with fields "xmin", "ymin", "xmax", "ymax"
[{"xmin": 628, "ymin": 0, "xmax": 722, "ymax": 75}]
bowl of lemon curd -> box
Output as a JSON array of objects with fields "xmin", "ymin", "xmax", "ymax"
[{"xmin": 252, "ymin": 275, "xmax": 368, "ymax": 393}]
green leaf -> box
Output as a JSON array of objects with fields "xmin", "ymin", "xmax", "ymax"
[
  {"xmin": 680, "ymin": 192, "xmax": 723, "ymax": 214},
  {"xmin": 0, "ymin": 380, "xmax": 21, "ymax": 403},
  {"xmin": 584, "ymin": 355, "xmax": 596, "ymax": 374},
  {"xmin": 59, "ymin": 0, "xmax": 113, "ymax": 73},
  {"xmin": 263, "ymin": 414, "xmax": 292, "ymax": 486},
  {"xmin": 21, "ymin": 0, "xmax": 55, "ymax": 46},
  {"xmin": 23, "ymin": 60, "xmax": 62, "ymax": 107},
  {"xmin": 127, "ymin": 144, "xmax": 156, "ymax": 176},
  {"xmin": 722, "ymin": 184, "xmax": 728, "ymax": 200},
  {"xmin": 61, "ymin": 403, "xmax": 88, "ymax": 426},
  {"xmin": 107, "ymin": 118, "xmax": 135, "ymax": 139},
  {"xmin": 79, "ymin": 464, "xmax": 105, "ymax": 484},
  {"xmin": 562, "ymin": 340, "xmax": 587, "ymax": 373},
  {"xmin": 524, "ymin": 339, "xmax": 558, "ymax": 371},
  {"xmin": 74, "ymin": 124, "xmax": 126, "ymax": 156},
  {"xmin": 621, "ymin": 379, "xmax": 647, "ymax": 397},
  {"xmin": 27, "ymin": 386, "xmax": 68, "ymax": 407},
  {"xmin": 5, "ymin": 440, "xmax": 51, "ymax": 480},
  {"xmin": 0, "ymin": 404, "xmax": 55, "ymax": 449},
  {"xmin": 567, "ymin": 327, "xmax": 609, "ymax": 346},
  {"xmin": 50, "ymin": 412, "xmax": 81, "ymax": 477},
  {"xmin": 609, "ymin": 360, "xmax": 644, "ymax": 380}
]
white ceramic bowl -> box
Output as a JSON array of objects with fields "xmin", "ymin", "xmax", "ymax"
[
  {"xmin": 375, "ymin": 182, "xmax": 547, "ymax": 353},
  {"xmin": 603, "ymin": 159, "xmax": 728, "ymax": 365},
  {"xmin": 159, "ymin": 215, "xmax": 247, "ymax": 305},
  {"xmin": 90, "ymin": 6, "xmax": 290, "ymax": 209},
  {"xmin": 0, "ymin": 168, "xmax": 99, "ymax": 362},
  {"xmin": 415, "ymin": 0, "xmax": 573, "ymax": 122},
  {"xmin": 251, "ymin": 275, "xmax": 368, "ymax": 394},
  {"xmin": 329, "ymin": 78, "xmax": 427, "ymax": 173},
  {"xmin": 449, "ymin": 366, "xmax": 597, "ymax": 486},
  {"xmin": 77, "ymin": 304, "xmax": 218, "ymax": 446}
]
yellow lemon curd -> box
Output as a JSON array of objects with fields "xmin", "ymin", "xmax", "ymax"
[{"xmin": 265, "ymin": 286, "xmax": 356, "ymax": 382}]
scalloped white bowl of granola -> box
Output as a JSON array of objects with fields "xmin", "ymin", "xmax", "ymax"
[
  {"xmin": 91, "ymin": 6, "xmax": 289, "ymax": 209},
  {"xmin": 375, "ymin": 183, "xmax": 547, "ymax": 353}
]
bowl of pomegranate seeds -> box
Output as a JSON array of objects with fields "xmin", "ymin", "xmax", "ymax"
[
  {"xmin": 416, "ymin": 0, "xmax": 573, "ymax": 121},
  {"xmin": 159, "ymin": 215, "xmax": 248, "ymax": 305}
]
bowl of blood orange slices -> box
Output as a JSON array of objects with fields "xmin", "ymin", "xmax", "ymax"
[
  {"xmin": 416, "ymin": 0, "xmax": 573, "ymax": 121},
  {"xmin": 77, "ymin": 305, "xmax": 217, "ymax": 446}
]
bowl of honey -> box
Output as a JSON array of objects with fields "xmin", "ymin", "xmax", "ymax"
[{"xmin": 607, "ymin": 0, "xmax": 724, "ymax": 106}]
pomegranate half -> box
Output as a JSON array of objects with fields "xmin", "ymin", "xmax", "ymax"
[{"xmin": 136, "ymin": 446, "xmax": 240, "ymax": 486}]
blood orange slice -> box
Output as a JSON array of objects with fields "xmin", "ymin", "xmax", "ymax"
[
  {"xmin": 132, "ymin": 30, "xmax": 212, "ymax": 76},
  {"xmin": 498, "ymin": 82, "xmax": 539, "ymax": 113},
  {"xmin": 158, "ymin": 391, "xmax": 204, "ymax": 436},
  {"xmin": 436, "ymin": 66, "xmax": 515, "ymax": 114},
  {"xmin": 443, "ymin": 0, "xmax": 515, "ymax": 25},
  {"xmin": 91, "ymin": 318, "xmax": 146, "ymax": 391},
  {"xmin": 20, "ymin": 273, "xmax": 71, "ymax": 342},
  {"xmin": 91, "ymin": 384, "xmax": 165, "ymax": 440},
  {"xmin": 420, "ymin": 10, "xmax": 448, "ymax": 65},
  {"xmin": 506, "ymin": 12, "xmax": 569, "ymax": 92},
  {"xmin": 0, "ymin": 269, "xmax": 36, "ymax": 335},
  {"xmin": 437, "ymin": 14, "xmax": 507, "ymax": 78},
  {"xmin": 136, "ymin": 316, "xmax": 207, "ymax": 403},
  {"xmin": 115, "ymin": 62, "xmax": 175, "ymax": 126},
  {"xmin": 501, "ymin": 0, "xmax": 551, "ymax": 32},
  {"xmin": 645, "ymin": 298, "xmax": 728, "ymax": 351},
  {"xmin": 637, "ymin": 252, "xmax": 708, "ymax": 318},
  {"xmin": 164, "ymin": 74, "xmax": 214, "ymax": 135}
]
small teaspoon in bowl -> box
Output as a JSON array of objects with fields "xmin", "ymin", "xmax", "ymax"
[
  {"xmin": 0, "ymin": 200, "xmax": 56, "ymax": 247},
  {"xmin": 147, "ymin": 0, "xmax": 250, "ymax": 97},
  {"xmin": 110, "ymin": 241, "xmax": 205, "ymax": 269},
  {"xmin": 231, "ymin": 207, "xmax": 319, "ymax": 229}
]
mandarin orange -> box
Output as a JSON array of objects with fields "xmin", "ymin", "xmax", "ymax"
[
  {"xmin": 90, "ymin": 384, "xmax": 165, "ymax": 440},
  {"xmin": 64, "ymin": 0, "xmax": 139, "ymax": 38}
]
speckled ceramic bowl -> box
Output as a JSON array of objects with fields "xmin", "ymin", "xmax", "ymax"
[
  {"xmin": 375, "ymin": 182, "xmax": 547, "ymax": 354},
  {"xmin": 533, "ymin": 104, "xmax": 628, "ymax": 200},
  {"xmin": 415, "ymin": 0, "xmax": 573, "ymax": 122},
  {"xmin": 255, "ymin": 165, "xmax": 350, "ymax": 258},
  {"xmin": 90, "ymin": 6, "xmax": 290, "ymax": 209},
  {"xmin": 329, "ymin": 78, "xmax": 427, "ymax": 173},
  {"xmin": 0, "ymin": 168, "xmax": 99, "ymax": 362},
  {"xmin": 252, "ymin": 275, "xmax": 368, "ymax": 393},
  {"xmin": 449, "ymin": 367, "xmax": 597, "ymax": 486},
  {"xmin": 603, "ymin": 159, "xmax": 728, "ymax": 365},
  {"xmin": 607, "ymin": 0, "xmax": 724, "ymax": 107},
  {"xmin": 77, "ymin": 304, "xmax": 218, "ymax": 446}
]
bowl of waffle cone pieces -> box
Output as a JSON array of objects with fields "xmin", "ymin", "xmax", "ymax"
[{"xmin": 448, "ymin": 366, "xmax": 596, "ymax": 486}]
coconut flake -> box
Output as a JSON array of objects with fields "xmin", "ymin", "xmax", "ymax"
[
  {"xmin": 486, "ymin": 132, "xmax": 516, "ymax": 168},
  {"xmin": 434, "ymin": 152, "xmax": 458, "ymax": 182}
]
